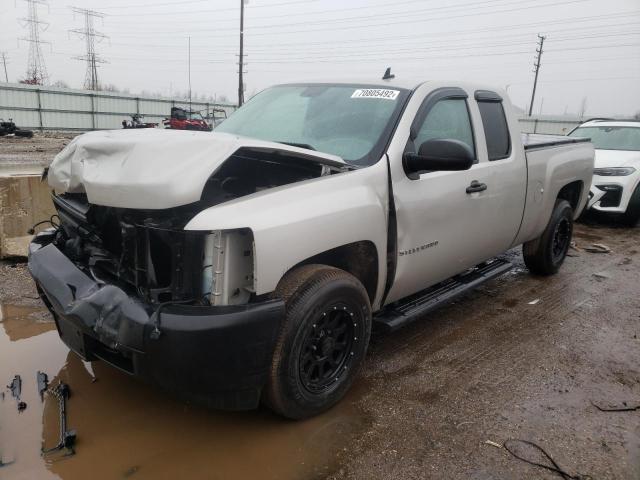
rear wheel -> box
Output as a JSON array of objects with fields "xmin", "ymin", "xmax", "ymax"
[
  {"xmin": 621, "ymin": 184, "xmax": 640, "ymax": 227},
  {"xmin": 523, "ymin": 199, "xmax": 574, "ymax": 275},
  {"xmin": 264, "ymin": 265, "xmax": 371, "ymax": 419}
]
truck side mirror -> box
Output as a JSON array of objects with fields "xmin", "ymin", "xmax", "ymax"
[{"xmin": 403, "ymin": 138, "xmax": 474, "ymax": 176}]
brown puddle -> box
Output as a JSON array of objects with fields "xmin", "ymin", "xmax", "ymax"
[{"xmin": 0, "ymin": 302, "xmax": 371, "ymax": 480}]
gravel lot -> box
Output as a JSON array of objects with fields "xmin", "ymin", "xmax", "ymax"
[
  {"xmin": 0, "ymin": 132, "xmax": 76, "ymax": 174},
  {"xmin": 0, "ymin": 216, "xmax": 638, "ymax": 479}
]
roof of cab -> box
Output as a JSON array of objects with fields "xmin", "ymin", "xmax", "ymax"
[{"xmin": 274, "ymin": 77, "xmax": 425, "ymax": 91}]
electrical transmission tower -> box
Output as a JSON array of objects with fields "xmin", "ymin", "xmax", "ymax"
[
  {"xmin": 70, "ymin": 7, "xmax": 108, "ymax": 91},
  {"xmin": 528, "ymin": 34, "xmax": 546, "ymax": 117},
  {"xmin": 19, "ymin": 0, "xmax": 49, "ymax": 85}
]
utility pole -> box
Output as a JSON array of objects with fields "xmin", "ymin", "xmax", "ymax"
[
  {"xmin": 188, "ymin": 36, "xmax": 192, "ymax": 110},
  {"xmin": 19, "ymin": 0, "xmax": 49, "ymax": 85},
  {"xmin": 70, "ymin": 7, "xmax": 108, "ymax": 91},
  {"xmin": 238, "ymin": 0, "xmax": 245, "ymax": 107},
  {"xmin": 1, "ymin": 53, "xmax": 8, "ymax": 82},
  {"xmin": 528, "ymin": 34, "xmax": 545, "ymax": 117}
]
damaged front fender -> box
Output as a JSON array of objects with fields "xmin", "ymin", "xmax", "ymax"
[{"xmin": 185, "ymin": 159, "xmax": 390, "ymax": 308}]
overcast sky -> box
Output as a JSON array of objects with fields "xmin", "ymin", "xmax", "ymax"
[{"xmin": 1, "ymin": 0, "xmax": 639, "ymax": 115}]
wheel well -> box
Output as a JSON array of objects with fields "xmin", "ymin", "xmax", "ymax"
[
  {"xmin": 288, "ymin": 241, "xmax": 379, "ymax": 303},
  {"xmin": 557, "ymin": 181, "xmax": 583, "ymax": 211}
]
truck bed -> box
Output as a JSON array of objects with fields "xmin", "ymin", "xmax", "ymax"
[{"xmin": 521, "ymin": 133, "xmax": 590, "ymax": 150}]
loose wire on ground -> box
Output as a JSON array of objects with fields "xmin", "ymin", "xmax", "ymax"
[{"xmin": 503, "ymin": 439, "xmax": 593, "ymax": 480}]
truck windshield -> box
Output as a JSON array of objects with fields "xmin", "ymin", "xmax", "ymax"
[
  {"xmin": 215, "ymin": 84, "xmax": 409, "ymax": 165},
  {"xmin": 569, "ymin": 126, "xmax": 640, "ymax": 151}
]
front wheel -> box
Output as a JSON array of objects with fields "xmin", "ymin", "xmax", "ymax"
[
  {"xmin": 523, "ymin": 199, "xmax": 574, "ymax": 275},
  {"xmin": 264, "ymin": 265, "xmax": 372, "ymax": 419}
]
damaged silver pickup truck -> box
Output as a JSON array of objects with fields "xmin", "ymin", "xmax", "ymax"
[{"xmin": 29, "ymin": 80, "xmax": 594, "ymax": 419}]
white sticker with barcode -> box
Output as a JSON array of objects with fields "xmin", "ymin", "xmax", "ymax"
[{"xmin": 351, "ymin": 88, "xmax": 399, "ymax": 100}]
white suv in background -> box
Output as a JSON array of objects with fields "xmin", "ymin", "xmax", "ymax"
[{"xmin": 569, "ymin": 119, "xmax": 640, "ymax": 226}]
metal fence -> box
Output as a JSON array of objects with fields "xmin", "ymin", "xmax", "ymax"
[
  {"xmin": 1, "ymin": 82, "xmax": 584, "ymax": 135},
  {"xmin": 0, "ymin": 82, "xmax": 236, "ymax": 131}
]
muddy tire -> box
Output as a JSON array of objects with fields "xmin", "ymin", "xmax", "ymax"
[
  {"xmin": 264, "ymin": 264, "xmax": 371, "ymax": 419},
  {"xmin": 523, "ymin": 199, "xmax": 574, "ymax": 276},
  {"xmin": 621, "ymin": 184, "xmax": 640, "ymax": 227}
]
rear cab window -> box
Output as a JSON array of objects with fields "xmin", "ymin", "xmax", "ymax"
[{"xmin": 475, "ymin": 91, "xmax": 511, "ymax": 161}]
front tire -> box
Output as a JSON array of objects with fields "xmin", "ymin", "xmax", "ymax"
[
  {"xmin": 264, "ymin": 265, "xmax": 372, "ymax": 419},
  {"xmin": 523, "ymin": 199, "xmax": 574, "ymax": 275},
  {"xmin": 621, "ymin": 183, "xmax": 640, "ymax": 227}
]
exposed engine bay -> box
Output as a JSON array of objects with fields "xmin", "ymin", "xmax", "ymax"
[{"xmin": 49, "ymin": 149, "xmax": 340, "ymax": 306}]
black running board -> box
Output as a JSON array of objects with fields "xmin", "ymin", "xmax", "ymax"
[{"xmin": 374, "ymin": 259, "xmax": 513, "ymax": 332}]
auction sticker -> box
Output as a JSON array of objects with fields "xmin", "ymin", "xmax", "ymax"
[{"xmin": 351, "ymin": 89, "xmax": 399, "ymax": 100}]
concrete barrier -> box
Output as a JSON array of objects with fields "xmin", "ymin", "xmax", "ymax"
[{"xmin": 0, "ymin": 174, "xmax": 55, "ymax": 258}]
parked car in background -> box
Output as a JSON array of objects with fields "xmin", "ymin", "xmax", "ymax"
[{"xmin": 569, "ymin": 119, "xmax": 640, "ymax": 225}]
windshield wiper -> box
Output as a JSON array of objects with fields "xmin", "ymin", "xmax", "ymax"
[{"xmin": 276, "ymin": 141, "xmax": 316, "ymax": 151}]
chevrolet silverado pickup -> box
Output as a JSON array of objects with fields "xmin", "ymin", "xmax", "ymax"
[{"xmin": 28, "ymin": 80, "xmax": 594, "ymax": 419}]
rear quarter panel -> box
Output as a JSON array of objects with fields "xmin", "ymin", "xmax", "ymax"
[{"xmin": 514, "ymin": 142, "xmax": 594, "ymax": 246}]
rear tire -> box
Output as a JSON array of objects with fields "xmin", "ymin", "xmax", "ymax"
[
  {"xmin": 621, "ymin": 184, "xmax": 640, "ymax": 227},
  {"xmin": 523, "ymin": 199, "xmax": 574, "ymax": 275},
  {"xmin": 264, "ymin": 264, "xmax": 372, "ymax": 419}
]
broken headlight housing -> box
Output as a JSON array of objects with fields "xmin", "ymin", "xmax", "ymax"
[{"xmin": 593, "ymin": 167, "xmax": 636, "ymax": 176}]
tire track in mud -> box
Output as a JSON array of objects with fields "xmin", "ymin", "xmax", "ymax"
[{"xmin": 365, "ymin": 242, "xmax": 632, "ymax": 407}]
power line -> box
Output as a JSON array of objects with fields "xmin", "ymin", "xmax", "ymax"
[
  {"xmin": 106, "ymin": 20, "xmax": 640, "ymax": 49},
  {"xmin": 19, "ymin": 0, "xmax": 49, "ymax": 85},
  {"xmin": 101, "ymin": 0, "xmax": 535, "ymax": 22},
  {"xmin": 529, "ymin": 34, "xmax": 546, "ymax": 116},
  {"xmin": 94, "ymin": 0, "xmax": 319, "ymax": 12},
  {"xmin": 36, "ymin": 36, "xmax": 640, "ymax": 66},
  {"xmin": 214, "ymin": 41, "xmax": 640, "ymax": 64},
  {"xmin": 69, "ymin": 7, "xmax": 108, "ymax": 91},
  {"xmin": 96, "ymin": 0, "xmax": 594, "ymax": 33},
  {"xmin": 107, "ymin": 9, "xmax": 640, "ymax": 39}
]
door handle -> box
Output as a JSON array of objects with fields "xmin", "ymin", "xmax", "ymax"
[{"xmin": 466, "ymin": 180, "xmax": 487, "ymax": 194}]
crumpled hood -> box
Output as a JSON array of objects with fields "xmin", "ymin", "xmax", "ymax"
[
  {"xmin": 594, "ymin": 149, "xmax": 640, "ymax": 169},
  {"xmin": 48, "ymin": 128, "xmax": 345, "ymax": 209}
]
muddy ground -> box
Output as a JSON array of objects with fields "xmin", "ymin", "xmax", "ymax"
[
  {"xmin": 0, "ymin": 218, "xmax": 638, "ymax": 480},
  {"xmin": 0, "ymin": 133, "xmax": 76, "ymax": 175}
]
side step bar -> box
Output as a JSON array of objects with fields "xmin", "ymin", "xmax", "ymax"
[{"xmin": 374, "ymin": 259, "xmax": 513, "ymax": 332}]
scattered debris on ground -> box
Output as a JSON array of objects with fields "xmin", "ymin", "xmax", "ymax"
[
  {"xmin": 42, "ymin": 383, "xmax": 76, "ymax": 457},
  {"xmin": 503, "ymin": 439, "xmax": 592, "ymax": 480},
  {"xmin": 591, "ymin": 400, "xmax": 640, "ymax": 412},
  {"xmin": 6, "ymin": 374, "xmax": 27, "ymax": 412},
  {"xmin": 584, "ymin": 243, "xmax": 611, "ymax": 254},
  {"xmin": 37, "ymin": 371, "xmax": 49, "ymax": 401}
]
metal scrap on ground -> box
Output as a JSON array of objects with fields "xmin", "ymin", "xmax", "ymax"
[{"xmin": 584, "ymin": 243, "xmax": 611, "ymax": 254}]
